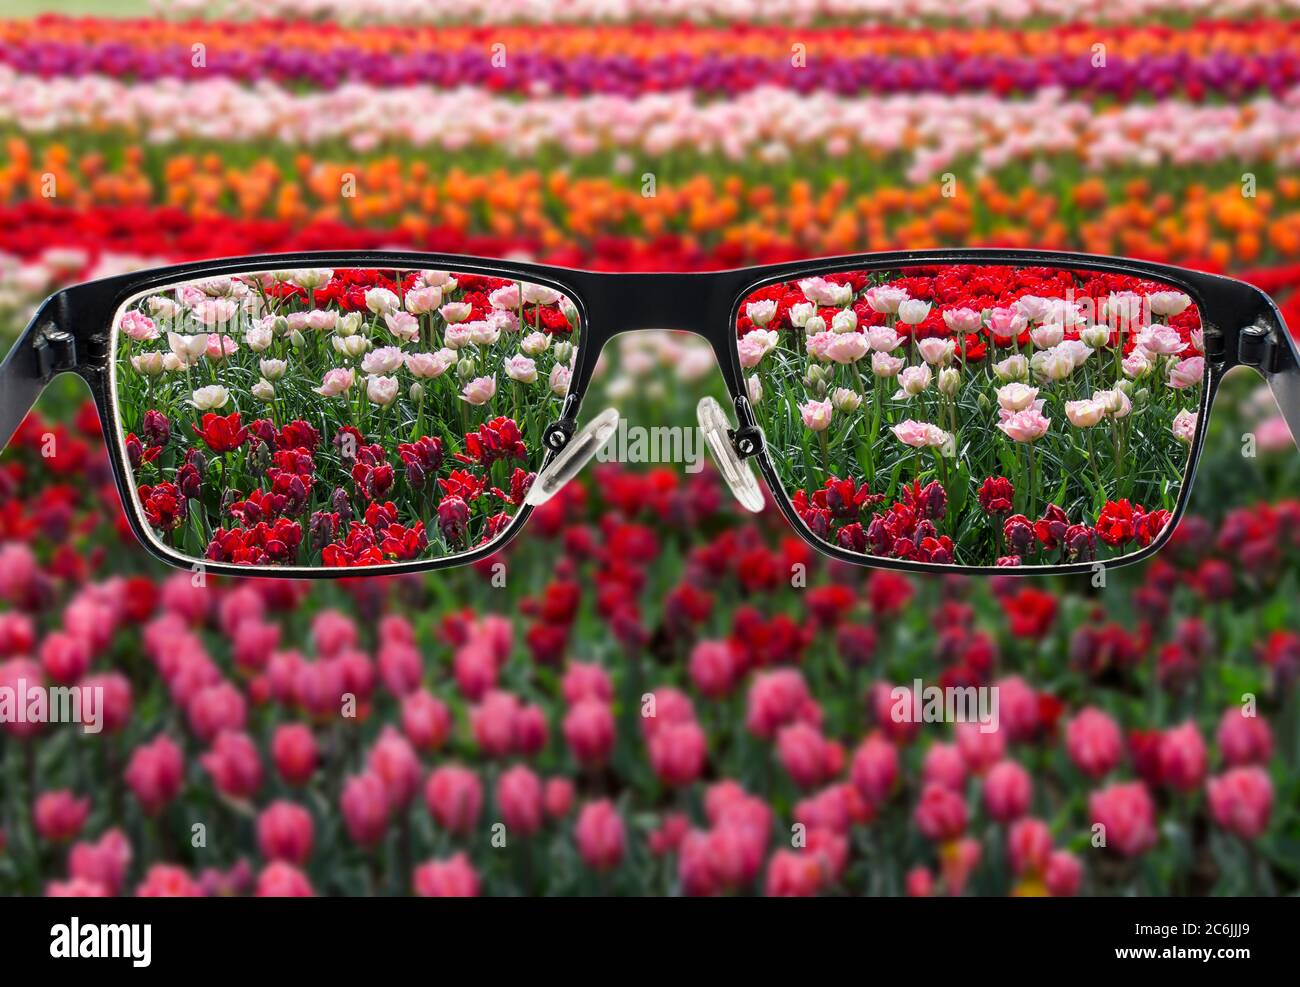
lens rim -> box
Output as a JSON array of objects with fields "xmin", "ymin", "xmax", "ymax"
[
  {"xmin": 725, "ymin": 249, "xmax": 1226, "ymax": 576},
  {"xmin": 92, "ymin": 252, "xmax": 591, "ymax": 578}
]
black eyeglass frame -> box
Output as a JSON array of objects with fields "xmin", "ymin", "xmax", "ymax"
[{"xmin": 0, "ymin": 247, "xmax": 1287, "ymax": 578}]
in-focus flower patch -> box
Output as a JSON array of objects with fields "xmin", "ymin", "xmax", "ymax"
[
  {"xmin": 113, "ymin": 267, "xmax": 580, "ymax": 567},
  {"xmin": 740, "ymin": 265, "xmax": 1204, "ymax": 567}
]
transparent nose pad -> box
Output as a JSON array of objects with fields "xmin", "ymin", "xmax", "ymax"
[
  {"xmin": 697, "ymin": 396, "xmax": 765, "ymax": 513},
  {"xmin": 524, "ymin": 407, "xmax": 620, "ymax": 507}
]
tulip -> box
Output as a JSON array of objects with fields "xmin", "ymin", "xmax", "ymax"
[
  {"xmin": 1064, "ymin": 399, "xmax": 1105, "ymax": 428},
  {"xmin": 413, "ymin": 853, "xmax": 480, "ymax": 897},
  {"xmin": 871, "ymin": 351, "xmax": 904, "ymax": 377},
  {"xmin": 937, "ymin": 367, "xmax": 960, "ymax": 397},
  {"xmin": 866, "ymin": 326, "xmax": 903, "ymax": 352},
  {"xmin": 460, "ymin": 375, "xmax": 497, "ymax": 405},
  {"xmin": 1207, "ymin": 767, "xmax": 1273, "ymax": 840},
  {"xmin": 1172, "ymin": 409, "xmax": 1198, "ymax": 443},
  {"xmin": 830, "ymin": 387, "xmax": 862, "ymax": 412},
  {"xmin": 574, "ymin": 800, "xmax": 625, "ymax": 872},
  {"xmin": 404, "ymin": 285, "xmax": 442, "ymax": 314},
  {"xmin": 257, "ymin": 801, "xmax": 315, "ymax": 865},
  {"xmin": 745, "ymin": 299, "xmax": 777, "ymax": 326},
  {"xmin": 997, "ymin": 407, "xmax": 1050, "ymax": 443},
  {"xmin": 996, "ymin": 383, "xmax": 1039, "ymax": 412},
  {"xmin": 1148, "ymin": 291, "xmax": 1192, "ymax": 317},
  {"xmin": 992, "ymin": 354, "xmax": 1029, "ymax": 381},
  {"xmin": 366, "ymin": 375, "xmax": 399, "ymax": 407},
  {"xmin": 1065, "ymin": 708, "xmax": 1123, "ymax": 779},
  {"xmin": 897, "ymin": 299, "xmax": 932, "ymax": 325},
  {"xmin": 799, "ymin": 399, "xmax": 833, "ymax": 431},
  {"xmin": 1088, "ymin": 782, "xmax": 1157, "ymax": 857},
  {"xmin": 893, "ymin": 364, "xmax": 931, "ymax": 399},
  {"xmin": 33, "ymin": 791, "xmax": 91, "ymax": 843},
  {"xmin": 520, "ymin": 331, "xmax": 551, "ymax": 356},
  {"xmin": 549, "ymin": 364, "xmax": 571, "ymax": 396},
  {"xmin": 1167, "ymin": 356, "xmax": 1205, "ymax": 390},
  {"xmin": 189, "ymin": 385, "xmax": 230, "ymax": 410},
  {"xmin": 917, "ymin": 337, "xmax": 955, "ymax": 365},
  {"xmin": 864, "ymin": 285, "xmax": 908, "ymax": 314}
]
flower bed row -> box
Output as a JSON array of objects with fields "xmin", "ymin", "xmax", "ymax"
[
  {"xmin": 143, "ymin": 0, "xmax": 1300, "ymax": 28},
  {"xmin": 2, "ymin": 72, "xmax": 1296, "ymax": 176},
  {"xmin": 9, "ymin": 19, "xmax": 1300, "ymax": 98}
]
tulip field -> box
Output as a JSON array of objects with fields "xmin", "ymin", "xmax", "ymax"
[{"xmin": 0, "ymin": 0, "xmax": 1297, "ymax": 898}]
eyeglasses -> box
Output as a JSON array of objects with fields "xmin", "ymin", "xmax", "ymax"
[{"xmin": 0, "ymin": 248, "xmax": 1286, "ymax": 577}]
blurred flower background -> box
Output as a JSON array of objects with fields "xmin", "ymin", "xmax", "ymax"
[{"xmin": 0, "ymin": 0, "xmax": 1298, "ymax": 897}]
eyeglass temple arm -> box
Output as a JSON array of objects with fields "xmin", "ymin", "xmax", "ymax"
[
  {"xmin": 1236, "ymin": 303, "xmax": 1300, "ymax": 451},
  {"xmin": 0, "ymin": 297, "xmax": 76, "ymax": 452}
]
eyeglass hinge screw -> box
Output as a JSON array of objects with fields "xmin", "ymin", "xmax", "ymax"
[
  {"xmin": 1237, "ymin": 321, "xmax": 1278, "ymax": 373},
  {"xmin": 33, "ymin": 325, "xmax": 78, "ymax": 381},
  {"xmin": 729, "ymin": 425, "xmax": 764, "ymax": 460},
  {"xmin": 542, "ymin": 419, "xmax": 576, "ymax": 452}
]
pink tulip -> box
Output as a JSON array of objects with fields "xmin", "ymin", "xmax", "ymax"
[
  {"xmin": 367, "ymin": 728, "xmax": 422, "ymax": 809},
  {"xmin": 1158, "ymin": 722, "xmax": 1207, "ymax": 792},
  {"xmin": 39, "ymin": 631, "xmax": 90, "ymax": 685},
  {"xmin": 271, "ymin": 724, "xmax": 319, "ymax": 785},
  {"xmin": 940, "ymin": 836, "xmax": 982, "ymax": 895},
  {"xmin": 765, "ymin": 849, "xmax": 825, "ymax": 897},
  {"xmin": 905, "ymin": 867, "xmax": 935, "ymax": 897},
  {"xmin": 1065, "ymin": 707, "xmax": 1123, "ymax": 779},
  {"xmin": 561, "ymin": 660, "xmax": 614, "ymax": 705},
  {"xmin": 983, "ymin": 760, "xmax": 1032, "ymax": 822},
  {"xmin": 33, "ymin": 790, "xmax": 91, "ymax": 843},
  {"xmin": 1045, "ymin": 851, "xmax": 1084, "ymax": 897},
  {"xmin": 340, "ymin": 772, "xmax": 390, "ymax": 847},
  {"xmin": 425, "ymin": 765, "xmax": 483, "ymax": 834},
  {"xmin": 922, "ymin": 742, "xmax": 967, "ymax": 790},
  {"xmin": 257, "ymin": 801, "xmax": 315, "ymax": 865},
  {"xmin": 377, "ymin": 642, "xmax": 422, "ymax": 697},
  {"xmin": 68, "ymin": 829, "xmax": 132, "ymax": 895},
  {"xmin": 1089, "ymin": 781, "xmax": 1158, "ymax": 857},
  {"xmin": 401, "ymin": 690, "xmax": 452, "ymax": 752},
  {"xmin": 746, "ymin": 669, "xmax": 819, "ymax": 740},
  {"xmin": 799, "ymin": 399, "xmax": 833, "ymax": 431},
  {"xmin": 460, "ymin": 375, "xmax": 497, "ymax": 405},
  {"xmin": 914, "ymin": 783, "xmax": 968, "ymax": 841},
  {"xmin": 497, "ymin": 765, "xmax": 545, "ymax": 837},
  {"xmin": 413, "ymin": 853, "xmax": 480, "ymax": 897},
  {"xmin": 513, "ymin": 702, "xmax": 549, "ymax": 756},
  {"xmin": 1007, "ymin": 817, "xmax": 1053, "ymax": 875},
  {"xmin": 850, "ymin": 731, "xmax": 898, "ymax": 804},
  {"xmin": 136, "ymin": 864, "xmax": 202, "ymax": 897},
  {"xmin": 125, "ymin": 735, "xmax": 184, "ymax": 815},
  {"xmin": 777, "ymin": 722, "xmax": 838, "ymax": 789},
  {"xmin": 470, "ymin": 690, "xmax": 523, "ymax": 757},
  {"xmin": 688, "ymin": 640, "xmax": 739, "ymax": 699},
  {"xmin": 200, "ymin": 731, "xmax": 263, "ymax": 799},
  {"xmin": 575, "ymin": 800, "xmax": 625, "ymax": 872},
  {"xmin": 563, "ymin": 699, "xmax": 615, "ymax": 766},
  {"xmin": 187, "ymin": 681, "xmax": 247, "ymax": 743},
  {"xmin": 997, "ymin": 407, "xmax": 1051, "ymax": 442},
  {"xmin": 1207, "ymin": 767, "xmax": 1273, "ymax": 840},
  {"xmin": 544, "ymin": 778, "xmax": 575, "ymax": 819},
  {"xmin": 256, "ymin": 862, "xmax": 314, "ymax": 897},
  {"xmin": 1216, "ymin": 708, "xmax": 1273, "ymax": 767},
  {"xmin": 649, "ymin": 720, "xmax": 707, "ymax": 786},
  {"xmin": 955, "ymin": 721, "xmax": 1005, "ymax": 774},
  {"xmin": 313, "ymin": 367, "xmax": 354, "ymax": 397}
]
